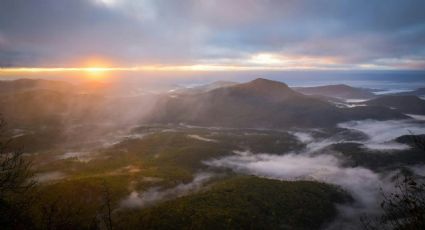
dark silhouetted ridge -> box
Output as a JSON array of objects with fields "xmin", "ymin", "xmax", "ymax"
[
  {"xmin": 294, "ymin": 84, "xmax": 375, "ymax": 99},
  {"xmin": 366, "ymin": 95, "xmax": 425, "ymax": 115}
]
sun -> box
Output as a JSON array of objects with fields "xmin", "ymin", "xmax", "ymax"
[
  {"xmin": 85, "ymin": 67, "xmax": 108, "ymax": 74},
  {"xmin": 80, "ymin": 57, "xmax": 112, "ymax": 80},
  {"xmin": 250, "ymin": 53, "xmax": 283, "ymax": 65},
  {"xmin": 84, "ymin": 67, "xmax": 109, "ymax": 80}
]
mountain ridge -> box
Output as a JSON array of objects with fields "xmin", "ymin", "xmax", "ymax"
[
  {"xmin": 294, "ymin": 84, "xmax": 375, "ymax": 99},
  {"xmin": 150, "ymin": 78, "xmax": 405, "ymax": 128}
]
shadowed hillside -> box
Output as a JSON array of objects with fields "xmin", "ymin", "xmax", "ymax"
[
  {"xmin": 365, "ymin": 95, "xmax": 425, "ymax": 115},
  {"xmin": 150, "ymin": 78, "xmax": 406, "ymax": 128},
  {"xmin": 294, "ymin": 84, "xmax": 375, "ymax": 99}
]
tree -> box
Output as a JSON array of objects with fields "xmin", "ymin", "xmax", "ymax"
[
  {"xmin": 0, "ymin": 117, "xmax": 36, "ymax": 228},
  {"xmin": 99, "ymin": 180, "xmax": 114, "ymax": 230},
  {"xmin": 362, "ymin": 134, "xmax": 425, "ymax": 230}
]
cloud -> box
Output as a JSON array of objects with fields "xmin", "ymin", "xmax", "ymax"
[
  {"xmin": 290, "ymin": 131, "xmax": 314, "ymax": 143},
  {"xmin": 203, "ymin": 118, "xmax": 425, "ymax": 228},
  {"xmin": 291, "ymin": 119, "xmax": 425, "ymax": 152},
  {"xmin": 204, "ymin": 150, "xmax": 401, "ymax": 229},
  {"xmin": 120, "ymin": 172, "xmax": 214, "ymax": 208},
  {"xmin": 407, "ymin": 114, "xmax": 425, "ymax": 121},
  {"xmin": 187, "ymin": 134, "xmax": 218, "ymax": 142},
  {"xmin": 338, "ymin": 119, "xmax": 425, "ymax": 150},
  {"xmin": 0, "ymin": 0, "xmax": 424, "ymax": 69},
  {"xmin": 33, "ymin": 171, "xmax": 66, "ymax": 183},
  {"xmin": 206, "ymin": 151, "xmax": 381, "ymax": 203}
]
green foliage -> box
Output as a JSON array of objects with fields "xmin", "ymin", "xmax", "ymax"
[
  {"xmin": 118, "ymin": 176, "xmax": 351, "ymax": 230},
  {"xmin": 331, "ymin": 142, "xmax": 425, "ymax": 171}
]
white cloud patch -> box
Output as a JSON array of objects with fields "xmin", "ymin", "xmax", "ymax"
[
  {"xmin": 57, "ymin": 151, "xmax": 93, "ymax": 162},
  {"xmin": 187, "ymin": 134, "xmax": 218, "ymax": 142},
  {"xmin": 33, "ymin": 171, "xmax": 66, "ymax": 183},
  {"xmin": 345, "ymin": 99, "xmax": 368, "ymax": 103},
  {"xmin": 338, "ymin": 119, "xmax": 425, "ymax": 151},
  {"xmin": 409, "ymin": 164, "xmax": 425, "ymax": 177},
  {"xmin": 291, "ymin": 131, "xmax": 314, "ymax": 143},
  {"xmin": 206, "ymin": 152, "xmax": 380, "ymax": 205},
  {"xmin": 407, "ymin": 114, "xmax": 425, "ymax": 121},
  {"xmin": 120, "ymin": 172, "xmax": 214, "ymax": 208}
]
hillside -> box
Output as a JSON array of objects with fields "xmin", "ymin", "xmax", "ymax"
[
  {"xmin": 392, "ymin": 87, "xmax": 425, "ymax": 97},
  {"xmin": 150, "ymin": 78, "xmax": 406, "ymax": 128},
  {"xmin": 0, "ymin": 78, "xmax": 75, "ymax": 94},
  {"xmin": 170, "ymin": 81, "xmax": 238, "ymax": 95},
  {"xmin": 0, "ymin": 89, "xmax": 109, "ymax": 128},
  {"xmin": 365, "ymin": 95, "xmax": 425, "ymax": 115},
  {"xmin": 119, "ymin": 176, "xmax": 351, "ymax": 230},
  {"xmin": 294, "ymin": 84, "xmax": 375, "ymax": 99}
]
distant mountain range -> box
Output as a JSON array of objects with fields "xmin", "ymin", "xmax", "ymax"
[
  {"xmin": 170, "ymin": 81, "xmax": 238, "ymax": 95},
  {"xmin": 0, "ymin": 78, "xmax": 416, "ymax": 129},
  {"xmin": 392, "ymin": 88, "xmax": 425, "ymax": 97},
  {"xmin": 293, "ymin": 84, "xmax": 375, "ymax": 100},
  {"xmin": 0, "ymin": 79, "xmax": 156, "ymax": 127},
  {"xmin": 150, "ymin": 78, "xmax": 406, "ymax": 128},
  {"xmin": 0, "ymin": 78, "xmax": 75, "ymax": 94},
  {"xmin": 365, "ymin": 95, "xmax": 425, "ymax": 115}
]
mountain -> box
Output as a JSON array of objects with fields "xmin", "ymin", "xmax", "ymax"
[
  {"xmin": 0, "ymin": 89, "xmax": 107, "ymax": 127},
  {"xmin": 0, "ymin": 87, "xmax": 159, "ymax": 129},
  {"xmin": 170, "ymin": 81, "xmax": 238, "ymax": 95},
  {"xmin": 365, "ymin": 95, "xmax": 425, "ymax": 115},
  {"xmin": 396, "ymin": 134, "xmax": 425, "ymax": 147},
  {"xmin": 294, "ymin": 84, "xmax": 375, "ymax": 99},
  {"xmin": 131, "ymin": 176, "xmax": 350, "ymax": 230},
  {"xmin": 393, "ymin": 88, "xmax": 425, "ymax": 97},
  {"xmin": 150, "ymin": 78, "xmax": 406, "ymax": 128},
  {"xmin": 0, "ymin": 79, "xmax": 75, "ymax": 94}
]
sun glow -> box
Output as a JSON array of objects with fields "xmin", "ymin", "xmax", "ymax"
[
  {"xmin": 250, "ymin": 53, "xmax": 284, "ymax": 65},
  {"xmin": 84, "ymin": 67, "xmax": 109, "ymax": 80},
  {"xmin": 0, "ymin": 54, "xmax": 372, "ymax": 78}
]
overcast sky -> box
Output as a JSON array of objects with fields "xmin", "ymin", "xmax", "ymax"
[{"xmin": 0, "ymin": 0, "xmax": 424, "ymax": 71}]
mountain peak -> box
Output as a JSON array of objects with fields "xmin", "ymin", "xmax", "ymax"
[
  {"xmin": 224, "ymin": 78, "xmax": 298, "ymax": 101},
  {"xmin": 242, "ymin": 78, "xmax": 290, "ymax": 89},
  {"xmin": 250, "ymin": 78, "xmax": 288, "ymax": 86}
]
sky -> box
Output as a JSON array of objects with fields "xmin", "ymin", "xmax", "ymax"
[{"xmin": 0, "ymin": 0, "xmax": 425, "ymax": 76}]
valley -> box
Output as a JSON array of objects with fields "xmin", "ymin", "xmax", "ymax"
[{"xmin": 2, "ymin": 77, "xmax": 425, "ymax": 229}]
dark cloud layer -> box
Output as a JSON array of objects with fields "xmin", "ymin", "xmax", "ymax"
[{"xmin": 0, "ymin": 0, "xmax": 424, "ymax": 69}]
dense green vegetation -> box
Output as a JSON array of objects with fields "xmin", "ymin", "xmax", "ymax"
[
  {"xmin": 3, "ymin": 117, "xmax": 423, "ymax": 229},
  {"xmin": 1, "ymin": 124, "xmax": 357, "ymax": 229},
  {"xmin": 330, "ymin": 139, "xmax": 425, "ymax": 171},
  {"xmin": 117, "ymin": 176, "xmax": 351, "ymax": 230}
]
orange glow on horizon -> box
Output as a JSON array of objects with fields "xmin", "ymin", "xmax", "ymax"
[
  {"xmin": 0, "ymin": 61, "xmax": 398, "ymax": 76},
  {"xmin": 0, "ymin": 64, "xmax": 357, "ymax": 74},
  {"xmin": 0, "ymin": 53, "xmax": 399, "ymax": 75},
  {"xmin": 84, "ymin": 67, "xmax": 109, "ymax": 80}
]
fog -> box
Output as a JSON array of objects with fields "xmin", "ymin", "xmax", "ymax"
[
  {"xmin": 338, "ymin": 119, "xmax": 425, "ymax": 150},
  {"xmin": 206, "ymin": 151, "xmax": 381, "ymax": 204},
  {"xmin": 3, "ymin": 76, "xmax": 425, "ymax": 229},
  {"xmin": 205, "ymin": 150, "xmax": 407, "ymax": 229},
  {"xmin": 120, "ymin": 172, "xmax": 215, "ymax": 209},
  {"xmin": 407, "ymin": 114, "xmax": 425, "ymax": 121},
  {"xmin": 187, "ymin": 134, "xmax": 218, "ymax": 143},
  {"xmin": 33, "ymin": 171, "xmax": 66, "ymax": 183},
  {"xmin": 203, "ymin": 118, "xmax": 425, "ymax": 229},
  {"xmin": 57, "ymin": 151, "xmax": 93, "ymax": 162}
]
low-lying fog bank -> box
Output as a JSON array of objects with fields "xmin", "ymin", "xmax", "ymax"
[
  {"xmin": 338, "ymin": 119, "xmax": 425, "ymax": 150},
  {"xmin": 120, "ymin": 172, "xmax": 215, "ymax": 209},
  {"xmin": 203, "ymin": 118, "xmax": 425, "ymax": 229}
]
